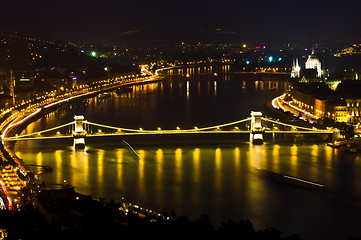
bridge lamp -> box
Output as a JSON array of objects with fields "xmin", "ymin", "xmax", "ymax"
[
  {"xmin": 56, "ymin": 131, "xmax": 60, "ymax": 135},
  {"xmin": 176, "ymin": 127, "xmax": 180, "ymax": 131},
  {"xmin": 234, "ymin": 127, "xmax": 239, "ymax": 131},
  {"xmin": 139, "ymin": 128, "xmax": 143, "ymax": 131},
  {"xmin": 157, "ymin": 127, "xmax": 162, "ymax": 131},
  {"xmin": 194, "ymin": 126, "xmax": 198, "ymax": 131},
  {"xmin": 98, "ymin": 129, "xmax": 102, "ymax": 133}
]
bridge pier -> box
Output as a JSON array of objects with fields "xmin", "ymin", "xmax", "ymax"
[
  {"xmin": 332, "ymin": 128, "xmax": 341, "ymax": 141},
  {"xmin": 73, "ymin": 115, "xmax": 86, "ymax": 149},
  {"xmin": 250, "ymin": 111, "xmax": 264, "ymax": 144}
]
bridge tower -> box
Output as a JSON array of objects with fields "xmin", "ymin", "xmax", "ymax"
[
  {"xmin": 250, "ymin": 111, "xmax": 264, "ymax": 144},
  {"xmin": 73, "ymin": 115, "xmax": 86, "ymax": 149}
]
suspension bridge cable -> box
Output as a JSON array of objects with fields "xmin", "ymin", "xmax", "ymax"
[
  {"xmin": 196, "ymin": 118, "xmax": 251, "ymax": 131},
  {"xmin": 5, "ymin": 121, "xmax": 75, "ymax": 139},
  {"xmin": 86, "ymin": 121, "xmax": 141, "ymax": 132},
  {"xmin": 262, "ymin": 118, "xmax": 331, "ymax": 132},
  {"xmin": 87, "ymin": 118, "xmax": 252, "ymax": 133}
]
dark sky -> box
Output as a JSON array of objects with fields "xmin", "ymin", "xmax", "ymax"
[{"xmin": 2, "ymin": 0, "xmax": 361, "ymax": 42}]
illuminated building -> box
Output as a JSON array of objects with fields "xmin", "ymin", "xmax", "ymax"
[
  {"xmin": 334, "ymin": 105, "xmax": 348, "ymax": 123},
  {"xmin": 291, "ymin": 58, "xmax": 300, "ymax": 78},
  {"xmin": 291, "ymin": 51, "xmax": 325, "ymax": 83},
  {"xmin": 289, "ymin": 83, "xmax": 348, "ymax": 123},
  {"xmin": 336, "ymin": 81, "xmax": 361, "ymax": 123},
  {"xmin": 325, "ymin": 100, "xmax": 348, "ymax": 123},
  {"xmin": 346, "ymin": 100, "xmax": 361, "ymax": 123},
  {"xmin": 305, "ymin": 50, "xmax": 322, "ymax": 78}
]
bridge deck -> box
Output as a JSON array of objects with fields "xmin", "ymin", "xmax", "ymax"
[{"xmin": 2, "ymin": 129, "xmax": 332, "ymax": 141}]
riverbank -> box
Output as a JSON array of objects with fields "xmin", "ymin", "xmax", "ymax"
[{"xmin": 266, "ymin": 99, "xmax": 315, "ymax": 129}]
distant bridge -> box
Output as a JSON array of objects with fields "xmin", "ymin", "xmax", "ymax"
[{"xmin": 2, "ymin": 112, "xmax": 334, "ymax": 148}]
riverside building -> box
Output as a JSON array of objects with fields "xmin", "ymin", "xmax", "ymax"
[{"xmin": 289, "ymin": 83, "xmax": 348, "ymax": 123}]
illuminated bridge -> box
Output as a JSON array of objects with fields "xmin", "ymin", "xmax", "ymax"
[{"xmin": 2, "ymin": 112, "xmax": 334, "ymax": 148}]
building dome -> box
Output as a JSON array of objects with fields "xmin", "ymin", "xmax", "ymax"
[
  {"xmin": 305, "ymin": 55, "xmax": 321, "ymax": 69},
  {"xmin": 305, "ymin": 51, "xmax": 322, "ymax": 77}
]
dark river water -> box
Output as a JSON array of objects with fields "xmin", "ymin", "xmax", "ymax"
[{"xmin": 12, "ymin": 66, "xmax": 361, "ymax": 239}]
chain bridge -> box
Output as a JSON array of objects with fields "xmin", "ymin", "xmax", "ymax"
[{"xmin": 2, "ymin": 111, "xmax": 335, "ymax": 148}]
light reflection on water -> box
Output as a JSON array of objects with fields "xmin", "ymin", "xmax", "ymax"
[
  {"xmin": 14, "ymin": 135, "xmax": 361, "ymax": 239},
  {"xmin": 15, "ymin": 144, "xmax": 335, "ymax": 207}
]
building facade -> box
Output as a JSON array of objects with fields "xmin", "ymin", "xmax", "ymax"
[
  {"xmin": 289, "ymin": 83, "xmax": 348, "ymax": 123},
  {"xmin": 346, "ymin": 99, "xmax": 361, "ymax": 123}
]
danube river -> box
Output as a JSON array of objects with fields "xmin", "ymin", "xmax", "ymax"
[{"xmin": 12, "ymin": 67, "xmax": 361, "ymax": 239}]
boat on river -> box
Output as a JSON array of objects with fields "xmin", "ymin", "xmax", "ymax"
[
  {"xmin": 327, "ymin": 139, "xmax": 347, "ymax": 148},
  {"xmin": 97, "ymin": 92, "xmax": 111, "ymax": 99}
]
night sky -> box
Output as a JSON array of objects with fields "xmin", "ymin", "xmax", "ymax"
[{"xmin": 2, "ymin": 0, "xmax": 361, "ymax": 42}]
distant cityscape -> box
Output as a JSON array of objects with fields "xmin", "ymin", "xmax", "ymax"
[{"xmin": 1, "ymin": 31, "xmax": 361, "ymax": 126}]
